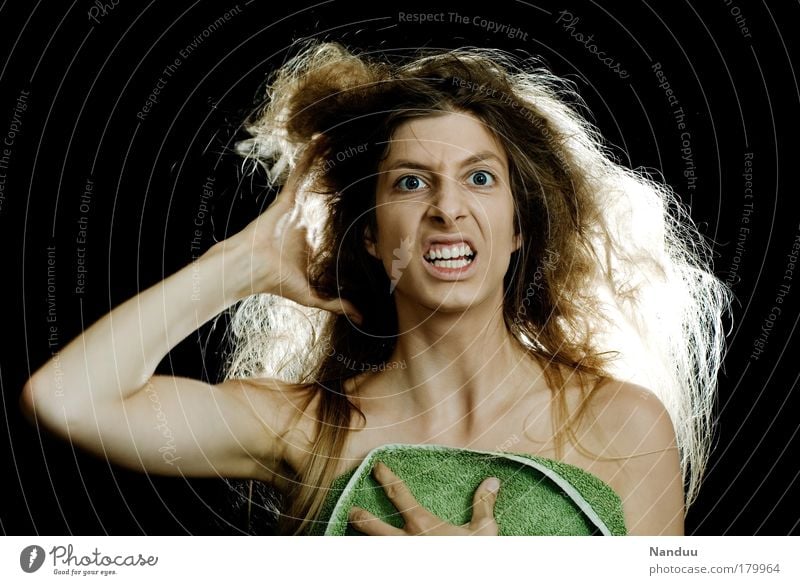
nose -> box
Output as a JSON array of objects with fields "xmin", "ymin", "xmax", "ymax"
[{"xmin": 426, "ymin": 175, "xmax": 468, "ymax": 226}]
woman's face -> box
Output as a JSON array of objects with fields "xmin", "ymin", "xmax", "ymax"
[{"xmin": 367, "ymin": 111, "xmax": 521, "ymax": 313}]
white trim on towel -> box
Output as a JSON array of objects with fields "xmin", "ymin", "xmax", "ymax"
[{"xmin": 324, "ymin": 443, "xmax": 614, "ymax": 536}]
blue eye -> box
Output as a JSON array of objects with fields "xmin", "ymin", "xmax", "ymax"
[
  {"xmin": 468, "ymin": 170, "xmax": 495, "ymax": 187},
  {"xmin": 395, "ymin": 175, "xmax": 428, "ymax": 191}
]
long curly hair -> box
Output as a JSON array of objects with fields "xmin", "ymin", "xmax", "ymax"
[{"xmin": 225, "ymin": 40, "xmax": 731, "ymax": 535}]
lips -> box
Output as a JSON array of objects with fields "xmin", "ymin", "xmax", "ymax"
[
  {"xmin": 420, "ymin": 236, "xmax": 478, "ymax": 278},
  {"xmin": 423, "ymin": 235, "xmax": 477, "ymax": 255},
  {"xmin": 424, "ymin": 238, "xmax": 475, "ymax": 266}
]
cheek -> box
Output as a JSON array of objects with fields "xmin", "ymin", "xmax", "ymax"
[
  {"xmin": 368, "ymin": 214, "xmax": 397, "ymax": 261},
  {"xmin": 488, "ymin": 200, "xmax": 518, "ymax": 250},
  {"xmin": 373, "ymin": 204, "xmax": 418, "ymax": 252},
  {"xmin": 504, "ymin": 197, "xmax": 520, "ymax": 249}
]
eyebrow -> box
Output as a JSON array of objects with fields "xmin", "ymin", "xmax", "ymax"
[{"xmin": 383, "ymin": 151, "xmax": 506, "ymax": 172}]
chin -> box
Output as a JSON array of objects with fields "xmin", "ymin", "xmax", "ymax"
[
  {"xmin": 403, "ymin": 287, "xmax": 488, "ymax": 314},
  {"xmin": 392, "ymin": 264, "xmax": 498, "ymax": 313}
]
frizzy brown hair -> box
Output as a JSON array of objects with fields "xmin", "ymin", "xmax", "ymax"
[{"xmin": 225, "ymin": 41, "xmax": 730, "ymax": 535}]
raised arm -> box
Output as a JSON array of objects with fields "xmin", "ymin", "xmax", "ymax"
[{"xmin": 20, "ymin": 142, "xmax": 360, "ymax": 483}]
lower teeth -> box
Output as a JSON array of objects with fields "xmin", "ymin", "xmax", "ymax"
[{"xmin": 430, "ymin": 257, "xmax": 473, "ymax": 269}]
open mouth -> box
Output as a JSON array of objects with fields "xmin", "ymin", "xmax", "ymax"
[{"xmin": 423, "ymin": 242, "xmax": 477, "ymax": 270}]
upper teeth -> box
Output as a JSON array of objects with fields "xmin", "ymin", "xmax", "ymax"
[{"xmin": 424, "ymin": 243, "xmax": 475, "ymax": 260}]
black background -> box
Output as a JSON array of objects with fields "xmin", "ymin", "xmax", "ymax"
[{"xmin": 1, "ymin": 0, "xmax": 798, "ymax": 535}]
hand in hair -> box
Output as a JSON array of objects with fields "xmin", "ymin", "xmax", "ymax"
[
  {"xmin": 218, "ymin": 138, "xmax": 363, "ymax": 323},
  {"xmin": 348, "ymin": 461, "xmax": 501, "ymax": 536}
]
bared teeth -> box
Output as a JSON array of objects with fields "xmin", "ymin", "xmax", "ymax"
[
  {"xmin": 424, "ymin": 242, "xmax": 475, "ymax": 261},
  {"xmin": 429, "ymin": 257, "xmax": 473, "ymax": 269}
]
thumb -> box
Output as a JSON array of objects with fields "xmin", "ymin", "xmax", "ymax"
[{"xmin": 469, "ymin": 477, "xmax": 500, "ymax": 531}]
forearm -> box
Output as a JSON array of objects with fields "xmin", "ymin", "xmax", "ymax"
[{"xmin": 22, "ymin": 240, "xmax": 256, "ymax": 421}]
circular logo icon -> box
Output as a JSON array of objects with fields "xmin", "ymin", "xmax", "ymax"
[{"xmin": 20, "ymin": 545, "xmax": 46, "ymax": 573}]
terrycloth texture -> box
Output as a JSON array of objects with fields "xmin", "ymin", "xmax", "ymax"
[{"xmin": 307, "ymin": 443, "xmax": 627, "ymax": 535}]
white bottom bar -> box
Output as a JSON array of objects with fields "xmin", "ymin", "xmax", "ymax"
[{"xmin": 2, "ymin": 536, "xmax": 798, "ymax": 584}]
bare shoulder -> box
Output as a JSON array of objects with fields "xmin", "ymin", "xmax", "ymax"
[
  {"xmin": 585, "ymin": 378, "xmax": 678, "ymax": 457},
  {"xmin": 226, "ymin": 376, "xmax": 320, "ymax": 440},
  {"xmin": 222, "ymin": 377, "xmax": 319, "ymax": 481},
  {"xmin": 581, "ymin": 377, "xmax": 685, "ymax": 535},
  {"xmin": 227, "ymin": 376, "xmax": 316, "ymax": 420}
]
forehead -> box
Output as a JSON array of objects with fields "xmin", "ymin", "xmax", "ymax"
[{"xmin": 380, "ymin": 111, "xmax": 507, "ymax": 166}]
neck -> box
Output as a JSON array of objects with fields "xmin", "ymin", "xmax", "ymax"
[{"xmin": 368, "ymin": 289, "xmax": 542, "ymax": 438}]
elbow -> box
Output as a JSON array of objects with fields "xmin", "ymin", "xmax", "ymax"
[
  {"xmin": 20, "ymin": 375, "xmax": 56, "ymax": 427},
  {"xmin": 19, "ymin": 379, "xmax": 36, "ymax": 423},
  {"xmin": 19, "ymin": 374, "xmax": 71, "ymax": 432}
]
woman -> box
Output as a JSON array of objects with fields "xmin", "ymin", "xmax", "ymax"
[{"xmin": 21, "ymin": 41, "xmax": 730, "ymax": 536}]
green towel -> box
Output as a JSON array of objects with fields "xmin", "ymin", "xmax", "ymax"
[{"xmin": 307, "ymin": 443, "xmax": 627, "ymax": 535}]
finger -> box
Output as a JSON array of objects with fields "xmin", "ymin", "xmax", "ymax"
[
  {"xmin": 295, "ymin": 285, "xmax": 364, "ymax": 324},
  {"xmin": 274, "ymin": 272, "xmax": 362, "ymax": 321},
  {"xmin": 278, "ymin": 138, "xmax": 325, "ymax": 201},
  {"xmin": 313, "ymin": 296, "xmax": 364, "ymax": 325},
  {"xmin": 348, "ymin": 506, "xmax": 405, "ymax": 536},
  {"xmin": 372, "ymin": 461, "xmax": 424, "ymax": 519},
  {"xmin": 469, "ymin": 477, "xmax": 501, "ymax": 531}
]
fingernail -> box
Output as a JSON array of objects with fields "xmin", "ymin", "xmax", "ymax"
[{"xmin": 486, "ymin": 478, "xmax": 501, "ymax": 493}]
